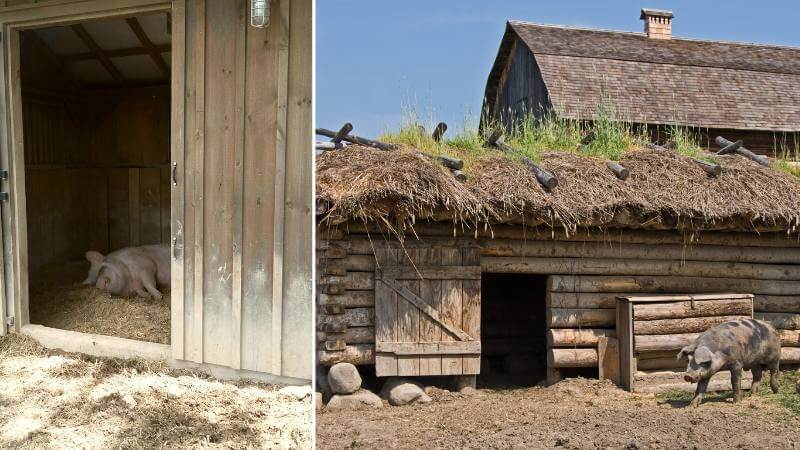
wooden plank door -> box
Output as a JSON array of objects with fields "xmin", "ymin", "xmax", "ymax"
[{"xmin": 374, "ymin": 243, "xmax": 481, "ymax": 377}]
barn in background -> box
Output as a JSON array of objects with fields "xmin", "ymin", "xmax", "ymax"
[
  {"xmin": 316, "ymin": 144, "xmax": 800, "ymax": 390},
  {"xmin": 0, "ymin": 0, "xmax": 312, "ymax": 383},
  {"xmin": 482, "ymin": 9, "xmax": 800, "ymax": 155}
]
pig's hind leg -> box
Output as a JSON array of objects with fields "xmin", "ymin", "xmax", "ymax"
[
  {"xmin": 141, "ymin": 271, "xmax": 163, "ymax": 300},
  {"xmin": 750, "ymin": 366, "xmax": 763, "ymax": 396},
  {"xmin": 689, "ymin": 377, "xmax": 709, "ymax": 407}
]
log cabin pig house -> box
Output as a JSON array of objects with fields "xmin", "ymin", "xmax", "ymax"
[{"xmin": 315, "ymin": 9, "xmax": 800, "ymax": 390}]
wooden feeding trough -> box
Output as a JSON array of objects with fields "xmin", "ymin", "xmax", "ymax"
[{"xmin": 615, "ymin": 293, "xmax": 754, "ymax": 392}]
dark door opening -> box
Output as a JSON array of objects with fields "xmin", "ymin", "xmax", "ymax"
[
  {"xmin": 478, "ymin": 273, "xmax": 547, "ymax": 388},
  {"xmin": 20, "ymin": 13, "xmax": 172, "ymax": 344}
]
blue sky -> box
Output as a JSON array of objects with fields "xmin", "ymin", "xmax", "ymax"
[{"xmin": 316, "ymin": 1, "xmax": 800, "ymax": 139}]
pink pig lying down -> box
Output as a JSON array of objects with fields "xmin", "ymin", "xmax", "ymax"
[{"xmin": 83, "ymin": 244, "xmax": 170, "ymax": 300}]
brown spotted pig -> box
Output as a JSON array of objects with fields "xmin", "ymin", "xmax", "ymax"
[
  {"xmin": 83, "ymin": 244, "xmax": 170, "ymax": 300},
  {"xmin": 677, "ymin": 318, "xmax": 780, "ymax": 407}
]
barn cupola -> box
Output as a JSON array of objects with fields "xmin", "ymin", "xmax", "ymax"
[{"xmin": 640, "ymin": 8, "xmax": 673, "ymax": 40}]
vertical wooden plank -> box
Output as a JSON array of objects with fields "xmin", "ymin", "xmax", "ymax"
[
  {"xmin": 127, "ymin": 168, "xmax": 140, "ymax": 246},
  {"xmin": 190, "ymin": 0, "xmax": 206, "ymax": 363},
  {"xmin": 280, "ymin": 0, "xmax": 312, "ymax": 379},
  {"xmin": 375, "ymin": 243, "xmax": 398, "ymax": 376},
  {"xmin": 88, "ymin": 169, "xmax": 109, "ymax": 253},
  {"xmin": 270, "ymin": 0, "xmax": 290, "ymax": 376},
  {"xmin": 617, "ymin": 298, "xmax": 633, "ymax": 391},
  {"xmin": 0, "ymin": 23, "xmax": 9, "ymax": 333},
  {"xmin": 397, "ymin": 248, "xmax": 420, "ymax": 376},
  {"xmin": 202, "ymin": 0, "xmax": 237, "ymax": 366},
  {"xmin": 107, "ymin": 168, "xmax": 129, "ymax": 250},
  {"xmin": 461, "ymin": 245, "xmax": 481, "ymax": 374},
  {"xmin": 159, "ymin": 165, "xmax": 170, "ymax": 245},
  {"xmin": 8, "ymin": 29, "xmax": 26, "ymax": 327},
  {"xmin": 441, "ymin": 246, "xmax": 463, "ymax": 375},
  {"xmin": 240, "ymin": 0, "xmax": 277, "ymax": 373},
  {"xmin": 170, "ymin": 0, "xmax": 187, "ymax": 361},
  {"xmin": 229, "ymin": 0, "xmax": 247, "ymax": 371},
  {"xmin": 139, "ymin": 168, "xmax": 161, "ymax": 245},
  {"xmin": 418, "ymin": 246, "xmax": 442, "ymax": 375}
]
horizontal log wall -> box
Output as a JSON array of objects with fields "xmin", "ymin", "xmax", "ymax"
[{"xmin": 319, "ymin": 225, "xmax": 800, "ymax": 373}]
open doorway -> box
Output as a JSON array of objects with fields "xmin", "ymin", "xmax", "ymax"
[
  {"xmin": 478, "ymin": 273, "xmax": 548, "ymax": 388},
  {"xmin": 20, "ymin": 13, "xmax": 172, "ymax": 344}
]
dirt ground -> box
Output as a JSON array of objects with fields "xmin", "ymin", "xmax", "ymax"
[
  {"xmin": 0, "ymin": 333, "xmax": 312, "ymax": 449},
  {"xmin": 29, "ymin": 260, "xmax": 170, "ymax": 344},
  {"xmin": 317, "ymin": 375, "xmax": 800, "ymax": 449}
]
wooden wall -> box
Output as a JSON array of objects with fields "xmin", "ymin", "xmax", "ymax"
[
  {"xmin": 22, "ymin": 87, "xmax": 170, "ymax": 274},
  {"xmin": 318, "ymin": 225, "xmax": 800, "ymax": 382},
  {"xmin": 172, "ymin": 0, "xmax": 312, "ymax": 381},
  {"xmin": 493, "ymin": 37, "xmax": 551, "ymax": 129}
]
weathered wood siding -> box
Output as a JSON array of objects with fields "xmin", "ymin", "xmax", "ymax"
[
  {"xmin": 318, "ymin": 224, "xmax": 800, "ymax": 379},
  {"xmin": 173, "ymin": 0, "xmax": 311, "ymax": 380},
  {"xmin": 494, "ymin": 36, "xmax": 550, "ymax": 129}
]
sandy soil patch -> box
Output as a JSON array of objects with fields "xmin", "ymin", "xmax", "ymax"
[
  {"xmin": 318, "ymin": 376, "xmax": 800, "ymax": 449},
  {"xmin": 28, "ymin": 260, "xmax": 170, "ymax": 344},
  {"xmin": 0, "ymin": 334, "xmax": 311, "ymax": 449}
]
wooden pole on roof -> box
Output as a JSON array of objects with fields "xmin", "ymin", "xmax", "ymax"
[
  {"xmin": 330, "ymin": 123, "xmax": 353, "ymax": 143},
  {"xmin": 714, "ymin": 136, "xmax": 770, "ymax": 167},
  {"xmin": 487, "ymin": 130, "xmax": 558, "ymax": 189},
  {"xmin": 581, "ymin": 131, "xmax": 629, "ymax": 180},
  {"xmin": 432, "ymin": 122, "xmax": 448, "ymax": 142},
  {"xmin": 644, "ymin": 142, "xmax": 722, "ymax": 176},
  {"xmin": 316, "ymin": 127, "xmax": 397, "ymax": 150}
]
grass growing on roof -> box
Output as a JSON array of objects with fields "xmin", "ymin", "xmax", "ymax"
[
  {"xmin": 773, "ymin": 134, "xmax": 800, "ymax": 178},
  {"xmin": 380, "ymin": 102, "xmax": 720, "ymax": 174}
]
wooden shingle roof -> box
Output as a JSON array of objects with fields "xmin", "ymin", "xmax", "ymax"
[{"xmin": 486, "ymin": 21, "xmax": 800, "ymax": 131}]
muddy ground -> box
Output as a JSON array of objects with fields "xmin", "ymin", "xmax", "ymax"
[
  {"xmin": 0, "ymin": 334, "xmax": 312, "ymax": 449},
  {"xmin": 318, "ymin": 374, "xmax": 800, "ymax": 449}
]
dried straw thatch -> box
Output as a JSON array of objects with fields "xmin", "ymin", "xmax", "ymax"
[{"xmin": 316, "ymin": 145, "xmax": 800, "ymax": 233}]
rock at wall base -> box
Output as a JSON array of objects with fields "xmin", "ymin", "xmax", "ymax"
[
  {"xmin": 379, "ymin": 378, "xmax": 433, "ymax": 406},
  {"xmin": 326, "ymin": 389, "xmax": 383, "ymax": 411},
  {"xmin": 327, "ymin": 362, "xmax": 362, "ymax": 395}
]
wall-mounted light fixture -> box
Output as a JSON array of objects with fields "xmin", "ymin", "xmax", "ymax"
[{"xmin": 251, "ymin": 0, "xmax": 271, "ymax": 28}]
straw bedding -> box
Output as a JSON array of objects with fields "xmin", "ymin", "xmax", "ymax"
[
  {"xmin": 29, "ymin": 261, "xmax": 170, "ymax": 344},
  {"xmin": 317, "ymin": 145, "xmax": 800, "ymax": 232}
]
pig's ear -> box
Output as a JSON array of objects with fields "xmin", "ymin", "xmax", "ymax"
[
  {"xmin": 85, "ymin": 251, "xmax": 105, "ymax": 264},
  {"xmin": 693, "ymin": 345, "xmax": 714, "ymax": 364},
  {"xmin": 677, "ymin": 345, "xmax": 694, "ymax": 361}
]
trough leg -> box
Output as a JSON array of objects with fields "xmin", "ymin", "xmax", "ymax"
[
  {"xmin": 546, "ymin": 367, "xmax": 562, "ymax": 386},
  {"xmin": 454, "ymin": 375, "xmax": 476, "ymax": 393}
]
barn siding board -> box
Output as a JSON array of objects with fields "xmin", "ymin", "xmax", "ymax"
[{"xmin": 172, "ymin": 0, "xmax": 311, "ymax": 379}]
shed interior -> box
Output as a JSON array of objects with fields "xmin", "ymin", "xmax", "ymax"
[
  {"xmin": 479, "ymin": 273, "xmax": 547, "ymax": 387},
  {"xmin": 20, "ymin": 13, "xmax": 172, "ymax": 343}
]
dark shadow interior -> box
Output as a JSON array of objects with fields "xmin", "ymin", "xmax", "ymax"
[
  {"xmin": 478, "ymin": 273, "xmax": 548, "ymax": 388},
  {"xmin": 20, "ymin": 14, "xmax": 172, "ymax": 343}
]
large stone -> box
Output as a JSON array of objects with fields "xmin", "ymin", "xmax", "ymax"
[
  {"xmin": 380, "ymin": 378, "xmax": 432, "ymax": 406},
  {"xmin": 325, "ymin": 389, "xmax": 383, "ymax": 410},
  {"xmin": 327, "ymin": 362, "xmax": 362, "ymax": 394}
]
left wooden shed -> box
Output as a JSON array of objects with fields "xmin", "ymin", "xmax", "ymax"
[{"xmin": 0, "ymin": 0, "xmax": 312, "ymax": 383}]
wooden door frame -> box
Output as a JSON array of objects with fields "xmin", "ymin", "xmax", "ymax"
[{"xmin": 0, "ymin": 0, "xmax": 176, "ymax": 337}]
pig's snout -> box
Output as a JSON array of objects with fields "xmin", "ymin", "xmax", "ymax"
[{"xmin": 684, "ymin": 375, "xmax": 694, "ymax": 382}]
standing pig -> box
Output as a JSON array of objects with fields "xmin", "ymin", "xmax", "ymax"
[
  {"xmin": 677, "ymin": 318, "xmax": 780, "ymax": 407},
  {"xmin": 82, "ymin": 244, "xmax": 170, "ymax": 300}
]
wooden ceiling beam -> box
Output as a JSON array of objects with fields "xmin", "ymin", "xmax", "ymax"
[
  {"xmin": 63, "ymin": 44, "xmax": 170, "ymax": 63},
  {"xmin": 26, "ymin": 31, "xmax": 82, "ymax": 90},
  {"xmin": 70, "ymin": 24, "xmax": 126, "ymax": 84},
  {"xmin": 125, "ymin": 17, "xmax": 170, "ymax": 80}
]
